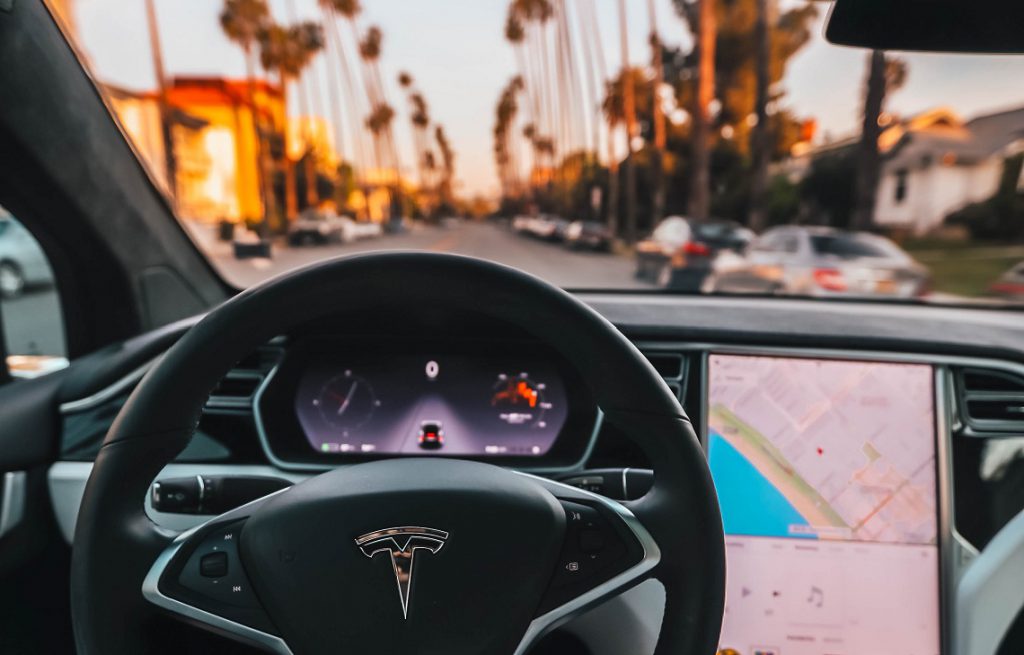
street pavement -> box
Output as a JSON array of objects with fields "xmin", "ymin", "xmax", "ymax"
[{"xmin": 205, "ymin": 220, "xmax": 652, "ymax": 290}]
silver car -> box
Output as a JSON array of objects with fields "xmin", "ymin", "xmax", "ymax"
[
  {"xmin": 0, "ymin": 215, "xmax": 54, "ymax": 299},
  {"xmin": 709, "ymin": 226, "xmax": 930, "ymax": 298}
]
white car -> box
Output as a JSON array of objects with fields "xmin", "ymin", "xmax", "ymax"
[{"xmin": 0, "ymin": 215, "xmax": 54, "ymax": 299}]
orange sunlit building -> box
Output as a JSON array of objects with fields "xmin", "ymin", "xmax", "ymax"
[{"xmin": 107, "ymin": 77, "xmax": 286, "ymax": 224}]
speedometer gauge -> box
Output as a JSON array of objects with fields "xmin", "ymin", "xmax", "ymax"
[
  {"xmin": 491, "ymin": 372, "xmax": 552, "ymax": 428},
  {"xmin": 313, "ymin": 370, "xmax": 380, "ymax": 437}
]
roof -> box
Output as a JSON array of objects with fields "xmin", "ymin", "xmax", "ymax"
[{"xmin": 885, "ymin": 104, "xmax": 1024, "ymax": 170}]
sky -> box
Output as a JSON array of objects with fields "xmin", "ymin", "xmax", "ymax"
[{"xmin": 69, "ymin": 0, "xmax": 1024, "ymax": 198}]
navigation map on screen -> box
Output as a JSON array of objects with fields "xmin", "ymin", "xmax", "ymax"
[{"xmin": 708, "ymin": 354, "xmax": 940, "ymax": 655}]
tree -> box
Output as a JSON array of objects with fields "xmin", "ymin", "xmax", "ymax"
[
  {"xmin": 647, "ymin": 0, "xmax": 667, "ymax": 228},
  {"xmin": 671, "ymin": 0, "xmax": 818, "ymax": 222},
  {"xmin": 259, "ymin": 21, "xmax": 325, "ymax": 219},
  {"xmin": 319, "ymin": 0, "xmax": 371, "ymax": 194},
  {"xmin": 398, "ymin": 72, "xmax": 435, "ymax": 202},
  {"xmin": 748, "ymin": 0, "xmax": 771, "ymax": 232},
  {"xmin": 359, "ymin": 25, "xmax": 402, "ymax": 187},
  {"xmin": 617, "ymin": 0, "xmax": 638, "ymax": 244},
  {"xmin": 851, "ymin": 51, "xmax": 906, "ymax": 230},
  {"xmin": 219, "ymin": 0, "xmax": 274, "ymax": 227},
  {"xmin": 685, "ymin": 0, "xmax": 715, "ymax": 221},
  {"xmin": 435, "ymin": 125, "xmax": 456, "ymax": 210},
  {"xmin": 145, "ymin": 0, "xmax": 177, "ymax": 206}
]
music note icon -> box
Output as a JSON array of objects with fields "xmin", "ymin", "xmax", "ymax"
[{"xmin": 806, "ymin": 585, "xmax": 824, "ymax": 608}]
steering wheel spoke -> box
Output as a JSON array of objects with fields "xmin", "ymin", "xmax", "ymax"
[
  {"xmin": 142, "ymin": 492, "xmax": 290, "ymax": 653},
  {"xmin": 513, "ymin": 476, "xmax": 660, "ymax": 655}
]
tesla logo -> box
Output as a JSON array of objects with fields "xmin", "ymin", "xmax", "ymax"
[{"xmin": 355, "ymin": 526, "xmax": 449, "ymax": 619}]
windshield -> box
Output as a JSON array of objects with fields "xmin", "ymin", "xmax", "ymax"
[{"xmin": 58, "ymin": 0, "xmax": 1024, "ymax": 303}]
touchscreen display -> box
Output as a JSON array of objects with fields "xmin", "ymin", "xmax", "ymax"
[{"xmin": 708, "ymin": 354, "xmax": 940, "ymax": 655}]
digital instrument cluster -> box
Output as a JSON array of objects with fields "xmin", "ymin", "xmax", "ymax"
[{"xmin": 290, "ymin": 349, "xmax": 571, "ymax": 457}]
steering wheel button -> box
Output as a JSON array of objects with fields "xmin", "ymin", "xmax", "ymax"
[
  {"xmin": 200, "ymin": 551, "xmax": 229, "ymax": 578},
  {"xmin": 578, "ymin": 529, "xmax": 605, "ymax": 553}
]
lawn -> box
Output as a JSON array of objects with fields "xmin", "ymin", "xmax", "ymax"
[{"xmin": 902, "ymin": 240, "xmax": 1024, "ymax": 298}]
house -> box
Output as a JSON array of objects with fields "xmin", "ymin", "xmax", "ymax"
[
  {"xmin": 105, "ymin": 77, "xmax": 287, "ymax": 223},
  {"xmin": 875, "ymin": 106, "xmax": 1024, "ymax": 234}
]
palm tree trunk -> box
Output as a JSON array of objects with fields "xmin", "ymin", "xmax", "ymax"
[
  {"xmin": 748, "ymin": 0, "xmax": 772, "ymax": 232},
  {"xmin": 328, "ymin": 14, "xmax": 369, "ymax": 188},
  {"xmin": 647, "ymin": 0, "xmax": 667, "ymax": 229},
  {"xmin": 296, "ymin": 72, "xmax": 319, "ymax": 210},
  {"xmin": 576, "ymin": 0, "xmax": 601, "ymax": 161},
  {"xmin": 688, "ymin": 0, "xmax": 716, "ymax": 221},
  {"xmin": 852, "ymin": 50, "xmax": 886, "ymax": 231},
  {"xmin": 279, "ymin": 72, "xmax": 299, "ymax": 222},
  {"xmin": 606, "ymin": 135, "xmax": 619, "ymax": 237},
  {"xmin": 617, "ymin": 0, "xmax": 637, "ymax": 244},
  {"xmin": 144, "ymin": 0, "xmax": 177, "ymax": 207}
]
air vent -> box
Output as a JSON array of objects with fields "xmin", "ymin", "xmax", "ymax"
[
  {"xmin": 644, "ymin": 352, "xmax": 684, "ymax": 380},
  {"xmin": 956, "ymin": 366, "xmax": 1024, "ymax": 434},
  {"xmin": 205, "ymin": 346, "xmax": 283, "ymax": 410}
]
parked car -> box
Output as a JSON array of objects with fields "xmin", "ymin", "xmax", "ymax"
[
  {"xmin": 990, "ymin": 262, "xmax": 1024, "ymax": 300},
  {"xmin": 351, "ymin": 220, "xmax": 384, "ymax": 240},
  {"xmin": 511, "ymin": 214, "xmax": 533, "ymax": 234},
  {"xmin": 287, "ymin": 210, "xmax": 356, "ymax": 246},
  {"xmin": 564, "ymin": 220, "xmax": 613, "ymax": 251},
  {"xmin": 635, "ymin": 216, "xmax": 754, "ymax": 290},
  {"xmin": 0, "ymin": 215, "xmax": 54, "ymax": 299},
  {"xmin": 708, "ymin": 226, "xmax": 931, "ymax": 298}
]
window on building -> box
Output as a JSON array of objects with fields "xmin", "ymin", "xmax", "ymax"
[{"xmin": 895, "ymin": 169, "xmax": 909, "ymax": 203}]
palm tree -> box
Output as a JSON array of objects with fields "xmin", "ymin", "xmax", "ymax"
[
  {"xmin": 748, "ymin": 0, "xmax": 772, "ymax": 232},
  {"xmin": 688, "ymin": 0, "xmax": 716, "ymax": 222},
  {"xmin": 397, "ymin": 72, "xmax": 433, "ymax": 197},
  {"xmin": 435, "ymin": 125, "xmax": 455, "ymax": 210},
  {"xmin": 617, "ymin": 0, "xmax": 638, "ymax": 244},
  {"xmin": 578, "ymin": 0, "xmax": 612, "ymax": 221},
  {"xmin": 295, "ymin": 22, "xmax": 326, "ymax": 209},
  {"xmin": 852, "ymin": 51, "xmax": 907, "ymax": 230},
  {"xmin": 219, "ymin": 0, "xmax": 273, "ymax": 227},
  {"xmin": 358, "ymin": 26, "xmax": 402, "ymax": 186},
  {"xmin": 318, "ymin": 0, "xmax": 370, "ymax": 195},
  {"xmin": 144, "ymin": 0, "xmax": 177, "ymax": 206},
  {"xmin": 647, "ymin": 0, "xmax": 667, "ymax": 229},
  {"xmin": 259, "ymin": 21, "xmax": 325, "ymax": 220}
]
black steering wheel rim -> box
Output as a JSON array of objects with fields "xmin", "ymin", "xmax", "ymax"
[{"xmin": 71, "ymin": 252, "xmax": 725, "ymax": 654}]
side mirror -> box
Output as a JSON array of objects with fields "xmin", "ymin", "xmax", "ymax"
[{"xmin": 826, "ymin": 0, "xmax": 1024, "ymax": 53}]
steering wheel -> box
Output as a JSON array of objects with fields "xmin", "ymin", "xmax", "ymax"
[{"xmin": 70, "ymin": 253, "xmax": 725, "ymax": 655}]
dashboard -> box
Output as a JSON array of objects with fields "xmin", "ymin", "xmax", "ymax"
[{"xmin": 43, "ymin": 293, "xmax": 1024, "ymax": 655}]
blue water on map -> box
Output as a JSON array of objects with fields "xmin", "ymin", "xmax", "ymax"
[{"xmin": 708, "ymin": 431, "xmax": 815, "ymax": 539}]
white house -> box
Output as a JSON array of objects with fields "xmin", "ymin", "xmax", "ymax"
[{"xmin": 875, "ymin": 106, "xmax": 1024, "ymax": 234}]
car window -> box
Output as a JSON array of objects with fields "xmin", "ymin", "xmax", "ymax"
[
  {"xmin": 0, "ymin": 209, "xmax": 67, "ymax": 378},
  {"xmin": 810, "ymin": 234, "xmax": 893, "ymax": 258},
  {"xmin": 755, "ymin": 231, "xmax": 798, "ymax": 254}
]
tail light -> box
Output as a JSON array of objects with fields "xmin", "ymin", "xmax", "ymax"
[
  {"xmin": 813, "ymin": 268, "xmax": 847, "ymax": 292},
  {"xmin": 683, "ymin": 241, "xmax": 710, "ymax": 256}
]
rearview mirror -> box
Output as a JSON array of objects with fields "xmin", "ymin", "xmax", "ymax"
[{"xmin": 826, "ymin": 0, "xmax": 1024, "ymax": 53}]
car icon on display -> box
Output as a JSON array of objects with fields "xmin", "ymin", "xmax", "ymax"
[{"xmin": 418, "ymin": 421, "xmax": 445, "ymax": 449}]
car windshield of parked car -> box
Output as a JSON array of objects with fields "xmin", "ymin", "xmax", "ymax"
[{"xmin": 50, "ymin": 0, "xmax": 1024, "ymax": 304}]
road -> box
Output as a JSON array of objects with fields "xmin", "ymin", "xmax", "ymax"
[{"xmin": 203, "ymin": 221, "xmax": 651, "ymax": 290}]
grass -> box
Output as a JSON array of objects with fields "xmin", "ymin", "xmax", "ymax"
[{"xmin": 901, "ymin": 239, "xmax": 1024, "ymax": 298}]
